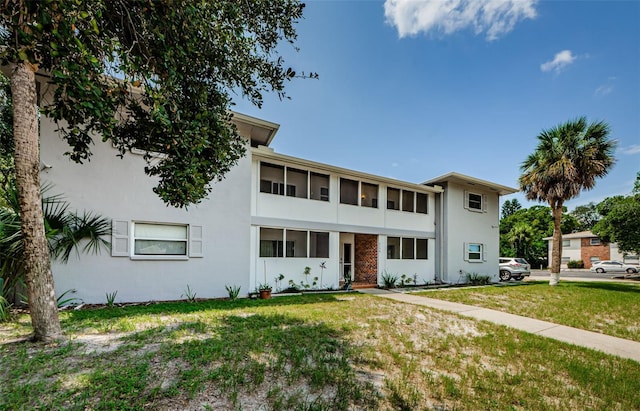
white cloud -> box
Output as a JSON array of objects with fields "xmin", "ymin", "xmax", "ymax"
[
  {"xmin": 595, "ymin": 76, "xmax": 616, "ymax": 96},
  {"xmin": 618, "ymin": 144, "xmax": 640, "ymax": 155},
  {"xmin": 384, "ymin": 0, "xmax": 538, "ymax": 40},
  {"xmin": 595, "ymin": 84, "xmax": 613, "ymax": 96},
  {"xmin": 540, "ymin": 50, "xmax": 576, "ymax": 73}
]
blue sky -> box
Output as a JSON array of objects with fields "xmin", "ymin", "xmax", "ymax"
[{"xmin": 233, "ymin": 0, "xmax": 640, "ymax": 211}]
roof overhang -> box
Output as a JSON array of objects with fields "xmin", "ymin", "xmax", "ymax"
[
  {"xmin": 423, "ymin": 172, "xmax": 517, "ymax": 196},
  {"xmin": 231, "ymin": 112, "xmax": 280, "ymax": 147}
]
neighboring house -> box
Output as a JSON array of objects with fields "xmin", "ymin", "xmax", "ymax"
[
  {"xmin": 544, "ymin": 231, "xmax": 639, "ymax": 269},
  {"xmin": 41, "ymin": 111, "xmax": 517, "ymax": 303}
]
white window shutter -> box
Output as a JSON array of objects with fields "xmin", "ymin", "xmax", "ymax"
[
  {"xmin": 189, "ymin": 225, "xmax": 203, "ymax": 257},
  {"xmin": 482, "ymin": 245, "xmax": 487, "ymax": 261},
  {"xmin": 463, "ymin": 242, "xmax": 469, "ymax": 261},
  {"xmin": 111, "ymin": 220, "xmax": 130, "ymax": 257},
  {"xmin": 482, "ymin": 194, "xmax": 487, "ymax": 212},
  {"xmin": 463, "ymin": 190, "xmax": 469, "ymax": 210}
]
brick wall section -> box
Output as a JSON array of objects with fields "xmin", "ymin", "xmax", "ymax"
[
  {"xmin": 354, "ymin": 234, "xmax": 378, "ymax": 284},
  {"xmin": 581, "ymin": 238, "xmax": 610, "ymax": 268}
]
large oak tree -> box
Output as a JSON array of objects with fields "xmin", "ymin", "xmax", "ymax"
[
  {"xmin": 519, "ymin": 117, "xmax": 616, "ymax": 285},
  {"xmin": 1, "ymin": 0, "xmax": 310, "ymax": 341}
]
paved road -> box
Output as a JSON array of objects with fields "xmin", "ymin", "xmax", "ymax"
[{"xmin": 528, "ymin": 269, "xmax": 639, "ymax": 281}]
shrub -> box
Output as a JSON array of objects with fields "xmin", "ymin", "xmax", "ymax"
[
  {"xmin": 567, "ymin": 260, "xmax": 584, "ymax": 269},
  {"xmin": 466, "ymin": 272, "xmax": 492, "ymax": 285},
  {"xmin": 381, "ymin": 271, "xmax": 398, "ymax": 288}
]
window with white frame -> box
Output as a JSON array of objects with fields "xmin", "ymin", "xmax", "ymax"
[
  {"xmin": 402, "ymin": 238, "xmax": 415, "ymax": 259},
  {"xmin": 464, "ymin": 191, "xmax": 485, "ymax": 212},
  {"xmin": 309, "ymin": 231, "xmax": 329, "ymax": 258},
  {"xmin": 402, "ymin": 190, "xmax": 415, "ymax": 212},
  {"xmin": 260, "ymin": 162, "xmax": 330, "ymax": 202},
  {"xmin": 416, "ymin": 239, "xmax": 428, "ymax": 259},
  {"xmin": 286, "ymin": 230, "xmax": 308, "ymax": 258},
  {"xmin": 387, "ymin": 236, "xmax": 428, "ymax": 260},
  {"xmin": 361, "ymin": 182, "xmax": 379, "ymax": 208},
  {"xmin": 387, "ymin": 188, "xmax": 400, "ymax": 210},
  {"xmin": 387, "ymin": 237, "xmax": 400, "ymax": 259},
  {"xmin": 465, "ymin": 243, "xmax": 483, "ymax": 262},
  {"xmin": 259, "ymin": 228, "xmax": 285, "ymax": 257},
  {"xmin": 310, "ymin": 172, "xmax": 330, "ymax": 201},
  {"xmin": 340, "ymin": 178, "xmax": 359, "ymax": 205},
  {"xmin": 133, "ymin": 223, "xmax": 188, "ymax": 256},
  {"xmin": 260, "ymin": 228, "xmax": 330, "ymax": 258},
  {"xmin": 561, "ymin": 256, "xmax": 570, "ymax": 263},
  {"xmin": 590, "ymin": 256, "xmax": 601, "ymax": 264},
  {"xmin": 416, "ymin": 193, "xmax": 428, "ymax": 214},
  {"xmin": 562, "ymin": 239, "xmax": 571, "ymax": 247},
  {"xmin": 260, "ymin": 163, "xmax": 285, "ymax": 195},
  {"xmin": 111, "ymin": 221, "xmax": 202, "ymax": 259},
  {"xmin": 590, "ymin": 238, "xmax": 601, "ymax": 246},
  {"xmin": 286, "ymin": 167, "xmax": 308, "ymax": 198}
]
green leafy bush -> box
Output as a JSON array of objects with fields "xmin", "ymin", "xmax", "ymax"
[
  {"xmin": 567, "ymin": 260, "xmax": 584, "ymax": 269},
  {"xmin": 466, "ymin": 272, "xmax": 492, "ymax": 285},
  {"xmin": 381, "ymin": 271, "xmax": 398, "ymax": 288}
]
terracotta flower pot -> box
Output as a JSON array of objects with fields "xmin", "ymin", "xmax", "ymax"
[{"xmin": 259, "ymin": 289, "xmax": 272, "ymax": 299}]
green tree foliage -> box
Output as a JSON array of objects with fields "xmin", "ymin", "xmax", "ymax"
[
  {"xmin": 519, "ymin": 117, "xmax": 616, "ymax": 281},
  {"xmin": 500, "ymin": 198, "xmax": 522, "ymax": 219},
  {"xmin": 592, "ymin": 173, "xmax": 640, "ymax": 255},
  {"xmin": 499, "ymin": 205, "xmax": 579, "ymax": 267},
  {"xmin": 1, "ymin": 0, "xmax": 311, "ymax": 340},
  {"xmin": 0, "ymin": 182, "xmax": 111, "ymax": 307},
  {"xmin": 570, "ymin": 202, "xmax": 600, "ymax": 231}
]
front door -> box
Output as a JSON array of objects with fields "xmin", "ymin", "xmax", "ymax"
[{"xmin": 342, "ymin": 243, "xmax": 352, "ymax": 281}]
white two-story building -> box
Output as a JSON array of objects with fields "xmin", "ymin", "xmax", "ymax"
[{"xmin": 41, "ymin": 112, "xmax": 516, "ymax": 303}]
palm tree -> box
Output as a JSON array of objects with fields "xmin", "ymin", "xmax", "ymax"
[
  {"xmin": 0, "ymin": 182, "xmax": 110, "ymax": 312},
  {"xmin": 519, "ymin": 117, "xmax": 616, "ymax": 285},
  {"xmin": 506, "ymin": 223, "xmax": 534, "ymax": 260}
]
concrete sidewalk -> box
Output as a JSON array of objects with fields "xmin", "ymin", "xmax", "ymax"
[{"xmin": 359, "ymin": 288, "xmax": 640, "ymax": 363}]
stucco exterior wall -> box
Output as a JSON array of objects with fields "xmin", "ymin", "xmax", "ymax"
[
  {"xmin": 440, "ymin": 182, "xmax": 501, "ymax": 282},
  {"xmin": 42, "ymin": 118, "xmax": 253, "ymax": 303}
]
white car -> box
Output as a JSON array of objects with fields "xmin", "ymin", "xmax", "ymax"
[{"xmin": 590, "ymin": 260, "xmax": 638, "ymax": 274}]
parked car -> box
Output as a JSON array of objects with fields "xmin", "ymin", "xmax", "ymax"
[
  {"xmin": 589, "ymin": 260, "xmax": 639, "ymax": 274},
  {"xmin": 499, "ymin": 257, "xmax": 531, "ymax": 281}
]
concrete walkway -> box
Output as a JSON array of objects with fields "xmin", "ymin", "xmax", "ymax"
[{"xmin": 359, "ymin": 288, "xmax": 640, "ymax": 363}]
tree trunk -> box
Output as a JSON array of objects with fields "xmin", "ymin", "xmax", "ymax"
[
  {"xmin": 550, "ymin": 204, "xmax": 563, "ymax": 286},
  {"xmin": 11, "ymin": 63, "xmax": 62, "ymax": 342}
]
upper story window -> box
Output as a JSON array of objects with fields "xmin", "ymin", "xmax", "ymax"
[
  {"xmin": 387, "ymin": 187, "xmax": 429, "ymax": 214},
  {"xmin": 464, "ymin": 191, "xmax": 486, "ymax": 212},
  {"xmin": 260, "ymin": 163, "xmax": 284, "ymax": 195},
  {"xmin": 416, "ymin": 193, "xmax": 428, "ymax": 214},
  {"xmin": 590, "ymin": 238, "xmax": 601, "ymax": 246},
  {"xmin": 562, "ymin": 239, "xmax": 571, "ymax": 247},
  {"xmin": 340, "ymin": 178, "xmax": 359, "ymax": 205},
  {"xmin": 361, "ymin": 182, "xmax": 379, "ymax": 208},
  {"xmin": 310, "ymin": 172, "xmax": 329, "ymax": 201},
  {"xmin": 340, "ymin": 178, "xmax": 380, "ymax": 208},
  {"xmin": 402, "ymin": 190, "xmax": 415, "ymax": 212},
  {"xmin": 286, "ymin": 168, "xmax": 308, "ymax": 198},
  {"xmin": 260, "ymin": 162, "xmax": 329, "ymax": 202},
  {"xmin": 387, "ymin": 188, "xmax": 400, "ymax": 210}
]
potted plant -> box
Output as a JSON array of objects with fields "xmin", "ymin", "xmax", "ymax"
[{"xmin": 258, "ymin": 283, "xmax": 272, "ymax": 299}]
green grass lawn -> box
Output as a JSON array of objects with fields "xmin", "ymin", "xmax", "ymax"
[
  {"xmin": 1, "ymin": 293, "xmax": 639, "ymax": 410},
  {"xmin": 417, "ymin": 280, "xmax": 640, "ymax": 342}
]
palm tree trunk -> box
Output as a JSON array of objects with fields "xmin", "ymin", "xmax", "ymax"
[
  {"xmin": 550, "ymin": 204, "xmax": 563, "ymax": 286},
  {"xmin": 11, "ymin": 63, "xmax": 62, "ymax": 342}
]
